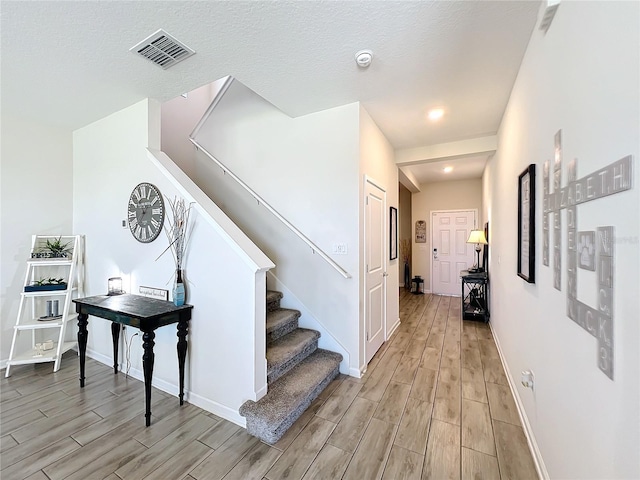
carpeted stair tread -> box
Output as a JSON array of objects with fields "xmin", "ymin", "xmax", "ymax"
[
  {"xmin": 240, "ymin": 349, "xmax": 342, "ymax": 444},
  {"xmin": 266, "ymin": 290, "xmax": 283, "ymax": 312},
  {"xmin": 267, "ymin": 328, "xmax": 320, "ymax": 384},
  {"xmin": 266, "ymin": 308, "xmax": 300, "ymax": 343}
]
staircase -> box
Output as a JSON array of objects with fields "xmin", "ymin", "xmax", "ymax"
[{"xmin": 239, "ymin": 290, "xmax": 342, "ymax": 444}]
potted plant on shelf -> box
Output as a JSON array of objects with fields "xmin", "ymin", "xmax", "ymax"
[
  {"xmin": 24, "ymin": 277, "xmax": 67, "ymax": 292},
  {"xmin": 31, "ymin": 237, "xmax": 72, "ymax": 259}
]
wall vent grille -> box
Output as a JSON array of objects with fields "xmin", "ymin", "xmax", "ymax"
[{"xmin": 130, "ymin": 29, "xmax": 195, "ymax": 69}]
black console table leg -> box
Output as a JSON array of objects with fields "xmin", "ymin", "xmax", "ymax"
[
  {"xmin": 77, "ymin": 313, "xmax": 88, "ymax": 388},
  {"xmin": 142, "ymin": 330, "xmax": 155, "ymax": 427},
  {"xmin": 111, "ymin": 322, "xmax": 120, "ymax": 374},
  {"xmin": 177, "ymin": 318, "xmax": 189, "ymax": 406}
]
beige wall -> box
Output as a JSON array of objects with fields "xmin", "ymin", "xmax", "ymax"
[
  {"xmin": 411, "ymin": 178, "xmax": 482, "ymax": 291},
  {"xmin": 398, "ymin": 184, "xmax": 412, "ymax": 285},
  {"xmin": 161, "ymin": 82, "xmax": 218, "ymax": 177}
]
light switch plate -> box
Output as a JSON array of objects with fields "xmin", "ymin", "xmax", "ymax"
[{"xmin": 333, "ymin": 243, "xmax": 348, "ymax": 255}]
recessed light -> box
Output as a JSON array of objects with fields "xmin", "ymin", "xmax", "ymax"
[
  {"xmin": 428, "ymin": 108, "xmax": 444, "ymax": 121},
  {"xmin": 443, "ymin": 166, "xmax": 453, "ymax": 173}
]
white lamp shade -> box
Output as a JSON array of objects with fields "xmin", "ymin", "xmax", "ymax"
[{"xmin": 466, "ymin": 229, "xmax": 488, "ymax": 245}]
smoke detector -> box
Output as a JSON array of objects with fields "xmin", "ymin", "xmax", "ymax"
[
  {"xmin": 130, "ymin": 29, "xmax": 195, "ymax": 69},
  {"xmin": 355, "ymin": 50, "xmax": 373, "ymax": 68}
]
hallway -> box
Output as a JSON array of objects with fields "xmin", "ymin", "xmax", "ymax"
[
  {"xmin": 0, "ymin": 291, "xmax": 538, "ymax": 479},
  {"xmin": 262, "ymin": 290, "xmax": 540, "ymax": 479},
  {"xmin": 353, "ymin": 289, "xmax": 540, "ymax": 479}
]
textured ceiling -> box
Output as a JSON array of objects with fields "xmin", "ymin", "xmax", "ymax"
[{"xmin": 1, "ymin": 0, "xmax": 540, "ymax": 181}]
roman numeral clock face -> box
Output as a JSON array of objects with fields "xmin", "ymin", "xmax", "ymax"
[{"xmin": 128, "ymin": 183, "xmax": 165, "ymax": 243}]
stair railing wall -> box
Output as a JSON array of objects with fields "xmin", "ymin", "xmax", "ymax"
[
  {"xmin": 190, "ymin": 138, "xmax": 350, "ymax": 279},
  {"xmin": 147, "ymin": 148, "xmax": 273, "ymax": 407},
  {"xmin": 190, "ymin": 76, "xmax": 351, "ymax": 280},
  {"xmin": 178, "ymin": 77, "xmax": 361, "ymax": 376}
]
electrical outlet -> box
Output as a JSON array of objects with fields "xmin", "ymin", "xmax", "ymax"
[{"xmin": 521, "ymin": 370, "xmax": 535, "ymax": 389}]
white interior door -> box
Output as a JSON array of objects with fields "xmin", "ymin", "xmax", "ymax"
[
  {"xmin": 432, "ymin": 210, "xmax": 476, "ymax": 295},
  {"xmin": 365, "ymin": 179, "xmax": 386, "ymax": 363}
]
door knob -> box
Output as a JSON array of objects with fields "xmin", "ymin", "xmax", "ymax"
[{"xmin": 433, "ymin": 248, "xmax": 438, "ymax": 259}]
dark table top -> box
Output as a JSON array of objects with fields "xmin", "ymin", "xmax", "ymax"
[
  {"xmin": 73, "ymin": 294, "xmax": 192, "ymax": 330},
  {"xmin": 460, "ymin": 270, "xmax": 488, "ymax": 279}
]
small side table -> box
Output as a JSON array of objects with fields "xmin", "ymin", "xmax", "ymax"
[
  {"xmin": 73, "ymin": 294, "xmax": 193, "ymax": 426},
  {"xmin": 460, "ymin": 270, "xmax": 489, "ymax": 323}
]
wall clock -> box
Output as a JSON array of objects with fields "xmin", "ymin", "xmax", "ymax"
[{"xmin": 128, "ymin": 182, "xmax": 165, "ymax": 243}]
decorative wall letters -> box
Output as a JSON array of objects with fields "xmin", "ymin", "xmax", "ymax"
[{"xmin": 542, "ymin": 129, "xmax": 633, "ymax": 380}]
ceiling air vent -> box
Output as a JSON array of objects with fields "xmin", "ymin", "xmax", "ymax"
[{"xmin": 130, "ymin": 29, "xmax": 195, "ymax": 69}]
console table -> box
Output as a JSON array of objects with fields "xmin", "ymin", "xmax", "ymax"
[
  {"xmin": 73, "ymin": 294, "xmax": 193, "ymax": 426},
  {"xmin": 460, "ymin": 270, "xmax": 489, "ymax": 323}
]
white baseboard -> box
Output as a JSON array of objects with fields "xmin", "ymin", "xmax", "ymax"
[
  {"xmin": 188, "ymin": 391, "xmax": 246, "ymax": 427},
  {"xmin": 85, "ymin": 348, "xmax": 246, "ymax": 428},
  {"xmin": 387, "ymin": 318, "xmax": 401, "ymax": 338},
  {"xmin": 86, "ymin": 347, "xmax": 180, "ymax": 396},
  {"xmin": 490, "ymin": 327, "xmax": 548, "ymax": 480},
  {"xmin": 255, "ymin": 384, "xmax": 268, "ymax": 401},
  {"xmin": 0, "ymin": 359, "xmax": 7, "ymax": 371},
  {"xmin": 349, "ymin": 366, "xmax": 364, "ymax": 378}
]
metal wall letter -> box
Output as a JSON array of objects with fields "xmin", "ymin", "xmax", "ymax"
[{"xmin": 542, "ymin": 129, "xmax": 633, "ymax": 380}]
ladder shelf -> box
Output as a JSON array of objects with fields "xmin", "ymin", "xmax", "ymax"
[{"xmin": 5, "ymin": 235, "xmax": 85, "ymax": 377}]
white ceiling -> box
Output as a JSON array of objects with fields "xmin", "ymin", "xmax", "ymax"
[
  {"xmin": 404, "ymin": 154, "xmax": 490, "ymax": 185},
  {"xmin": 1, "ymin": 0, "xmax": 541, "ymax": 184}
]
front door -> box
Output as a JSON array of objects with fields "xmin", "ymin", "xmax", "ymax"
[
  {"xmin": 432, "ymin": 210, "xmax": 476, "ymax": 295},
  {"xmin": 365, "ymin": 179, "xmax": 386, "ymax": 363}
]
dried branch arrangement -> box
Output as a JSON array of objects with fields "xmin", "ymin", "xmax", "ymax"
[
  {"xmin": 400, "ymin": 239, "xmax": 411, "ymax": 264},
  {"xmin": 156, "ymin": 196, "xmax": 194, "ymax": 272}
]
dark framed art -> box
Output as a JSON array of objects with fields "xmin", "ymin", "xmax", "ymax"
[
  {"xmin": 518, "ymin": 164, "xmax": 536, "ymax": 283},
  {"xmin": 483, "ymin": 222, "xmax": 489, "ymax": 274},
  {"xmin": 390, "ymin": 206, "xmax": 398, "ymax": 260}
]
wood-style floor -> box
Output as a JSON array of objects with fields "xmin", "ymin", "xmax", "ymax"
[{"xmin": 1, "ymin": 291, "xmax": 538, "ymax": 480}]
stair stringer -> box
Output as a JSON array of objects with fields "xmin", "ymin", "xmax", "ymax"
[{"xmin": 267, "ymin": 271, "xmax": 351, "ymax": 375}]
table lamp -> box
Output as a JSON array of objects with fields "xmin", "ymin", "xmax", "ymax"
[
  {"xmin": 107, "ymin": 277, "xmax": 124, "ymax": 295},
  {"xmin": 466, "ymin": 230, "xmax": 488, "ymax": 272}
]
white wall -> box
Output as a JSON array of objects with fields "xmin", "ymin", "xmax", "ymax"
[
  {"xmin": 0, "ymin": 115, "xmax": 73, "ymax": 366},
  {"xmin": 484, "ymin": 2, "xmax": 639, "ymax": 478},
  {"xmin": 161, "ymin": 83, "xmax": 218, "ymax": 177},
  {"xmin": 73, "ymin": 99, "xmax": 267, "ymax": 424},
  {"xmin": 359, "ymin": 106, "xmax": 400, "ymax": 369},
  {"xmin": 165, "ymin": 79, "xmax": 402, "ymax": 376},
  {"xmin": 178, "ymin": 79, "xmax": 361, "ymax": 374},
  {"xmin": 411, "ymin": 178, "xmax": 483, "ymax": 291}
]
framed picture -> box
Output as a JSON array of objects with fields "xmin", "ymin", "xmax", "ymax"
[
  {"xmin": 518, "ymin": 164, "xmax": 536, "ymax": 283},
  {"xmin": 415, "ymin": 220, "xmax": 426, "ymax": 243},
  {"xmin": 483, "ymin": 222, "xmax": 489, "ymax": 273},
  {"xmin": 390, "ymin": 207, "xmax": 398, "ymax": 260}
]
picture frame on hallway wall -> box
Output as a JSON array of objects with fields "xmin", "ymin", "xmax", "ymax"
[
  {"xmin": 483, "ymin": 222, "xmax": 489, "ymax": 273},
  {"xmin": 518, "ymin": 164, "xmax": 536, "ymax": 283},
  {"xmin": 390, "ymin": 207, "xmax": 398, "ymax": 260}
]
